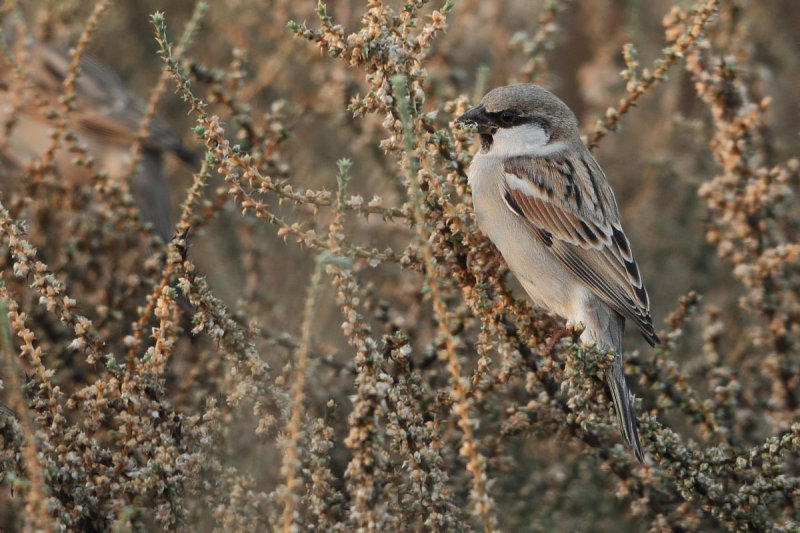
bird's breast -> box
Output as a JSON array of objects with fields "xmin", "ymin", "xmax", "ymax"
[{"xmin": 467, "ymin": 153, "xmax": 586, "ymax": 319}]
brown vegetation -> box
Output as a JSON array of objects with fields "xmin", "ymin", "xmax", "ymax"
[{"xmin": 0, "ymin": 0, "xmax": 799, "ymax": 530}]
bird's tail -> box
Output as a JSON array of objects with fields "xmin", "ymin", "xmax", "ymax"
[{"xmin": 605, "ymin": 355, "xmax": 645, "ymax": 462}]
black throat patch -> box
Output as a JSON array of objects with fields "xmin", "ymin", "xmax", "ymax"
[{"xmin": 480, "ymin": 133, "xmax": 493, "ymax": 152}]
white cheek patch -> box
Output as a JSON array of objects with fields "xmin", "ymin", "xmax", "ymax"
[{"xmin": 489, "ymin": 123, "xmax": 550, "ymax": 157}]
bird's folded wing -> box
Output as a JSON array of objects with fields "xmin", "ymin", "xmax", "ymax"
[{"xmin": 502, "ymin": 153, "xmax": 658, "ymax": 345}]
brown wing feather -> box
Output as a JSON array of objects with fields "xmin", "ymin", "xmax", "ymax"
[{"xmin": 503, "ymin": 151, "xmax": 659, "ymax": 345}]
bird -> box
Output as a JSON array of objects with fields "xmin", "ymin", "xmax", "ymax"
[
  {"xmin": 456, "ymin": 83, "xmax": 658, "ymax": 462},
  {"xmin": 0, "ymin": 32, "xmax": 196, "ymax": 242}
]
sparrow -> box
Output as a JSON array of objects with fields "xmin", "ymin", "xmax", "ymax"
[
  {"xmin": 456, "ymin": 84, "xmax": 658, "ymax": 462},
  {"xmin": 0, "ymin": 32, "xmax": 196, "ymax": 242}
]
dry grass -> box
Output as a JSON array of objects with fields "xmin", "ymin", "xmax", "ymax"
[{"xmin": 0, "ymin": 0, "xmax": 799, "ymax": 531}]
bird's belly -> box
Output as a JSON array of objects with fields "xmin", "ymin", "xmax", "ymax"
[{"xmin": 471, "ymin": 166, "xmax": 583, "ymax": 320}]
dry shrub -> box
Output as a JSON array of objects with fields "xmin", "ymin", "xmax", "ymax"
[{"xmin": 0, "ymin": 0, "xmax": 799, "ymax": 531}]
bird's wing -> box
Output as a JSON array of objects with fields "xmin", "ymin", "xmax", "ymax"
[{"xmin": 501, "ymin": 149, "xmax": 658, "ymax": 345}]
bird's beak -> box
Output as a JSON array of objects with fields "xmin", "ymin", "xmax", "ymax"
[{"xmin": 455, "ymin": 104, "xmax": 495, "ymax": 134}]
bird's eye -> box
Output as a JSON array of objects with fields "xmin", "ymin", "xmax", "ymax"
[{"xmin": 499, "ymin": 110, "xmax": 515, "ymax": 126}]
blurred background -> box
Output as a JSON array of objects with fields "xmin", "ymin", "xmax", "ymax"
[{"xmin": 0, "ymin": 0, "xmax": 799, "ymax": 530}]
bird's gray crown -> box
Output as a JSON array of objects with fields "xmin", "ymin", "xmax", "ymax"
[
  {"xmin": 456, "ymin": 83, "xmax": 580, "ymax": 145},
  {"xmin": 479, "ymin": 84, "xmax": 579, "ymax": 140}
]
